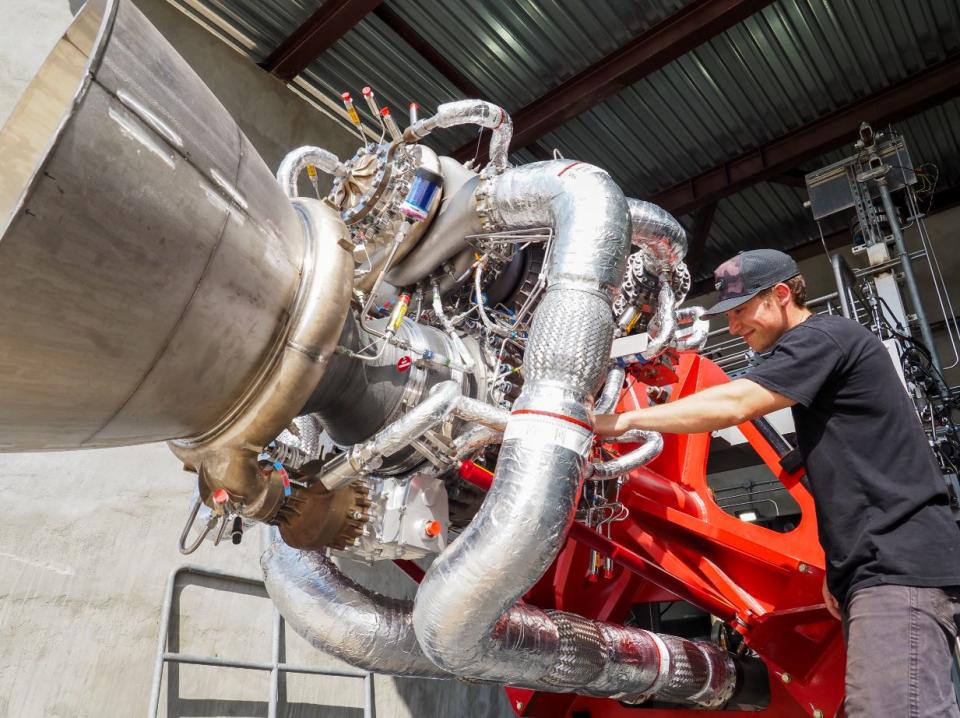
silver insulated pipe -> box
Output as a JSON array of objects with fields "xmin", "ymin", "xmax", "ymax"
[
  {"xmin": 262, "ymin": 538, "xmax": 448, "ymax": 678},
  {"xmin": 410, "ymin": 160, "xmax": 737, "ymax": 706}
]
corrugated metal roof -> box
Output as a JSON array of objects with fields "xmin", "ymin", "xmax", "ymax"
[
  {"xmin": 535, "ymin": 0, "xmax": 960, "ymax": 198},
  {"xmin": 172, "ymin": 0, "xmax": 960, "ymax": 267},
  {"xmin": 374, "ymin": 0, "xmax": 692, "ymax": 111},
  {"xmin": 176, "ymin": 0, "xmax": 321, "ymax": 61}
]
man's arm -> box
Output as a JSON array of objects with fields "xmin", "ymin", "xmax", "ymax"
[{"xmin": 594, "ymin": 378, "xmax": 795, "ymax": 437}]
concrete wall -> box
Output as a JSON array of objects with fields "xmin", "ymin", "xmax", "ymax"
[{"xmin": 0, "ymin": 3, "xmax": 513, "ymax": 716}]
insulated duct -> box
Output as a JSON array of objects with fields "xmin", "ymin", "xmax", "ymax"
[
  {"xmin": 408, "ymin": 160, "xmax": 737, "ymax": 706},
  {"xmin": 404, "ymin": 100, "xmax": 513, "ymax": 173},
  {"xmin": 262, "ymin": 539, "xmax": 449, "ymax": 678}
]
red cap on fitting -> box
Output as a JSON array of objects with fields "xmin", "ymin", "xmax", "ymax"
[
  {"xmin": 212, "ymin": 488, "xmax": 229, "ymax": 505},
  {"xmin": 341, "ymin": 91, "xmax": 351, "ymax": 101},
  {"xmin": 362, "ymin": 86, "xmax": 373, "ymax": 96},
  {"xmin": 380, "ymin": 107, "xmax": 391, "ymax": 117}
]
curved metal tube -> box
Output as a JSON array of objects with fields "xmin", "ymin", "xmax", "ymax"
[
  {"xmin": 587, "ymin": 431, "xmax": 663, "ymax": 479},
  {"xmin": 276, "ymin": 146, "xmax": 347, "ymax": 198},
  {"xmin": 672, "ymin": 306, "xmax": 710, "ymax": 352},
  {"xmin": 596, "ymin": 366, "xmax": 626, "ymax": 415},
  {"xmin": 404, "ymin": 101, "xmax": 513, "ymax": 172},
  {"xmin": 318, "ymin": 381, "xmax": 508, "ymax": 490},
  {"xmin": 641, "ymin": 282, "xmax": 677, "ymax": 360},
  {"xmin": 627, "ymin": 198, "xmax": 687, "ymax": 276},
  {"xmin": 261, "ymin": 539, "xmax": 448, "ymax": 678}
]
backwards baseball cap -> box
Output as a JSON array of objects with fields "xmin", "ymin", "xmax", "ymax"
[{"xmin": 704, "ymin": 249, "xmax": 800, "ymax": 316}]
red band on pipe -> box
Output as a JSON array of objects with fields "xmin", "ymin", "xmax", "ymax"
[
  {"xmin": 511, "ymin": 408, "xmax": 593, "ymax": 432},
  {"xmin": 557, "ymin": 161, "xmax": 582, "ymax": 176}
]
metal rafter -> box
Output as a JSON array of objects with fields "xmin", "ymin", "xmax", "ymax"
[
  {"xmin": 451, "ymin": 0, "xmax": 775, "ymax": 162},
  {"xmin": 261, "ymin": 0, "xmax": 383, "ymax": 82},
  {"xmin": 649, "ymin": 53, "xmax": 960, "ymax": 217}
]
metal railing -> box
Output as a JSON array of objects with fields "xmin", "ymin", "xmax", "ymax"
[{"xmin": 148, "ymin": 565, "xmax": 375, "ymax": 718}]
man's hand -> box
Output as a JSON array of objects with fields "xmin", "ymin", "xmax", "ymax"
[
  {"xmin": 594, "ymin": 412, "xmax": 635, "ymax": 438},
  {"xmin": 822, "ymin": 578, "xmax": 841, "ymax": 621}
]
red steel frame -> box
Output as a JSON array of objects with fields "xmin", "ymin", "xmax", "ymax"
[{"xmin": 455, "ymin": 353, "xmax": 845, "ymax": 718}]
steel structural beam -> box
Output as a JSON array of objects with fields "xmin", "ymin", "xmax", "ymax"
[
  {"xmin": 451, "ymin": 0, "xmax": 775, "ymax": 162},
  {"xmin": 649, "ymin": 53, "xmax": 960, "ymax": 217},
  {"xmin": 373, "ymin": 5, "xmax": 484, "ymax": 99},
  {"xmin": 261, "ymin": 0, "xmax": 383, "ymax": 82}
]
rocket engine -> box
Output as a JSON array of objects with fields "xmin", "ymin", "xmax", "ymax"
[{"xmin": 0, "ymin": 2, "xmax": 844, "ymax": 715}]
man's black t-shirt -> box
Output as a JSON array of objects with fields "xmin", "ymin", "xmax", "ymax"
[{"xmin": 746, "ymin": 314, "xmax": 960, "ymax": 604}]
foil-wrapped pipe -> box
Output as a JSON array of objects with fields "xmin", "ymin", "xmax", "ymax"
[
  {"xmin": 317, "ymin": 381, "xmax": 507, "ymax": 490},
  {"xmin": 276, "ymin": 146, "xmax": 348, "ymax": 198},
  {"xmin": 587, "ymin": 430, "xmax": 663, "ymax": 479},
  {"xmin": 627, "ymin": 198, "xmax": 687, "ymax": 276},
  {"xmin": 584, "ymin": 625, "xmax": 736, "ymax": 709},
  {"xmin": 319, "ymin": 381, "xmax": 462, "ymax": 490},
  {"xmin": 641, "ymin": 282, "xmax": 677, "ymax": 360},
  {"xmin": 672, "ymin": 306, "xmax": 710, "ymax": 352},
  {"xmin": 404, "ymin": 100, "xmax": 513, "ymax": 172},
  {"xmin": 595, "ymin": 366, "xmax": 626, "ymax": 415},
  {"xmin": 413, "ymin": 160, "xmax": 632, "ymax": 685},
  {"xmin": 451, "ymin": 424, "xmax": 503, "ymax": 462},
  {"xmin": 477, "ymin": 161, "xmax": 630, "ymax": 294},
  {"xmin": 261, "ymin": 538, "xmax": 448, "ymax": 678}
]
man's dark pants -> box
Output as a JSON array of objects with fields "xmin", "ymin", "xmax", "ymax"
[{"xmin": 843, "ymin": 585, "xmax": 960, "ymax": 717}]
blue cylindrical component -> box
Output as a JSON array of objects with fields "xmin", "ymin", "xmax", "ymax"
[{"xmin": 400, "ymin": 167, "xmax": 443, "ymax": 221}]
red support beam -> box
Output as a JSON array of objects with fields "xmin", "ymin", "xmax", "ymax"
[
  {"xmin": 649, "ymin": 52, "xmax": 960, "ymax": 217},
  {"xmin": 452, "ymin": 0, "xmax": 775, "ymax": 162},
  {"xmin": 261, "ymin": 0, "xmax": 383, "ymax": 82}
]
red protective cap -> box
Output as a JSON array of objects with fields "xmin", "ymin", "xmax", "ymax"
[
  {"xmin": 380, "ymin": 107, "xmax": 391, "ymax": 116},
  {"xmin": 409, "ymin": 102, "xmax": 419, "ymax": 109},
  {"xmin": 341, "ymin": 91, "xmax": 351, "ymax": 101},
  {"xmin": 423, "ymin": 520, "xmax": 443, "ymax": 538},
  {"xmin": 362, "ymin": 86, "xmax": 373, "ymax": 96},
  {"xmin": 212, "ymin": 488, "xmax": 229, "ymax": 505}
]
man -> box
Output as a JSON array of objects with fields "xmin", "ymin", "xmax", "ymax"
[{"xmin": 596, "ymin": 249, "xmax": 960, "ymax": 717}]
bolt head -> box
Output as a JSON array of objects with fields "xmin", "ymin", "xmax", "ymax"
[
  {"xmin": 813, "ymin": 710, "xmax": 824, "ymax": 718},
  {"xmin": 780, "ymin": 672, "xmax": 792, "ymax": 683},
  {"xmin": 798, "ymin": 562, "xmax": 808, "ymax": 573}
]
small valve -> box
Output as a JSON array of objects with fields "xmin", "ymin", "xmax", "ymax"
[
  {"xmin": 230, "ymin": 516, "xmax": 243, "ymax": 545},
  {"xmin": 408, "ymin": 101, "xmax": 419, "ymax": 125},
  {"xmin": 380, "ymin": 106, "xmax": 402, "ymax": 143},
  {"xmin": 422, "ymin": 519, "xmax": 443, "ymax": 538},
  {"xmin": 362, "ymin": 86, "xmax": 381, "ymax": 126},
  {"xmin": 341, "ymin": 91, "xmax": 366, "ymax": 146}
]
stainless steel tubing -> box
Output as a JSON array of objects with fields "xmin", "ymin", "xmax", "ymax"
[
  {"xmin": 276, "ymin": 146, "xmax": 347, "ymax": 197},
  {"xmin": 0, "ymin": 0, "xmax": 351, "ymax": 461},
  {"xmin": 261, "ymin": 539, "xmax": 449, "ymax": 678}
]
